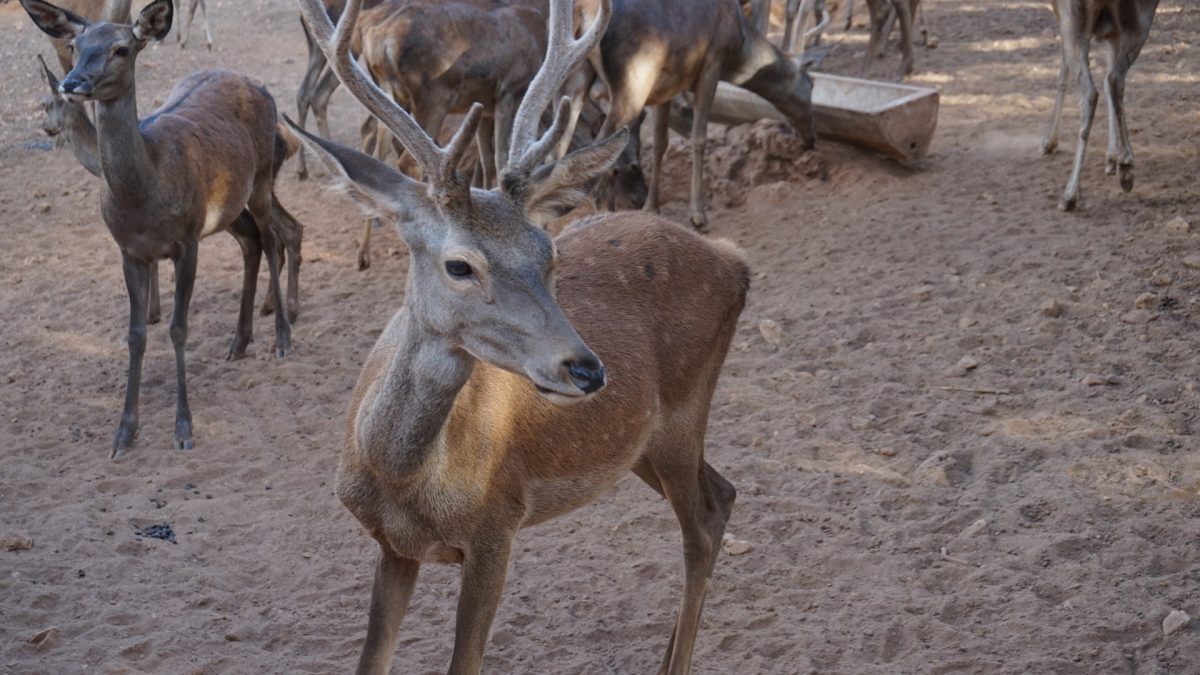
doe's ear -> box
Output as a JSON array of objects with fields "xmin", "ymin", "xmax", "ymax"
[
  {"xmin": 282, "ymin": 115, "xmax": 428, "ymax": 223},
  {"xmin": 133, "ymin": 0, "xmax": 173, "ymax": 42},
  {"xmin": 36, "ymin": 54, "xmax": 62, "ymax": 97},
  {"xmin": 20, "ymin": 0, "xmax": 89, "ymax": 39},
  {"xmin": 519, "ymin": 128, "xmax": 629, "ymax": 227}
]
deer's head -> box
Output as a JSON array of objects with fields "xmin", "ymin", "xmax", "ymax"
[
  {"xmin": 22, "ymin": 0, "xmax": 172, "ymax": 103},
  {"xmin": 293, "ymin": 0, "xmax": 622, "ymax": 403}
]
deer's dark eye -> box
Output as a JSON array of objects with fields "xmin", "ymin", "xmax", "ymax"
[
  {"xmin": 445, "ymin": 260, "xmax": 473, "ymax": 278},
  {"xmin": 114, "ymin": 46, "xmax": 130, "ymax": 57}
]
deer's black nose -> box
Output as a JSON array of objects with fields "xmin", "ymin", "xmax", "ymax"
[
  {"xmin": 60, "ymin": 78, "xmax": 88, "ymax": 95},
  {"xmin": 565, "ymin": 355, "xmax": 605, "ymax": 394}
]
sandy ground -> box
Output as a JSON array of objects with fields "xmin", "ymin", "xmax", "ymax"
[{"xmin": 2, "ymin": 0, "xmax": 1199, "ymax": 673}]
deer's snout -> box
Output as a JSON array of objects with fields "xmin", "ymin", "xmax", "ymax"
[
  {"xmin": 565, "ymin": 355, "xmax": 605, "ymax": 394},
  {"xmin": 59, "ymin": 77, "xmax": 93, "ymax": 100}
]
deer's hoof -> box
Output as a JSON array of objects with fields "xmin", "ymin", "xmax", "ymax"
[
  {"xmin": 1040, "ymin": 139, "xmax": 1057, "ymax": 156},
  {"xmin": 174, "ymin": 420, "xmax": 194, "ymax": 451},
  {"xmin": 287, "ymin": 303, "xmax": 300, "ymax": 324},
  {"xmin": 112, "ymin": 424, "xmax": 137, "ymax": 459},
  {"xmin": 275, "ymin": 333, "xmax": 292, "ymax": 359},
  {"xmin": 690, "ymin": 212, "xmax": 710, "ymax": 233},
  {"xmin": 1059, "ymin": 194, "xmax": 1079, "ymax": 212},
  {"xmin": 1119, "ymin": 165, "xmax": 1134, "ymax": 193},
  {"xmin": 148, "ymin": 310, "xmax": 162, "ymax": 325},
  {"xmin": 226, "ymin": 338, "xmax": 250, "ymax": 362},
  {"xmin": 357, "ymin": 253, "xmax": 372, "ymax": 271}
]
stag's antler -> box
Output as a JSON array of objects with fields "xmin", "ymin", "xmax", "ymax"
[
  {"xmin": 296, "ymin": 0, "xmax": 481, "ymax": 199},
  {"xmin": 504, "ymin": 0, "xmax": 612, "ymax": 178}
]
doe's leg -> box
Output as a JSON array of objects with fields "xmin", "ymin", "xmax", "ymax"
[
  {"xmin": 355, "ymin": 546, "xmax": 420, "ymax": 675},
  {"xmin": 112, "ymin": 253, "xmax": 152, "ymax": 458},
  {"xmin": 169, "ymin": 238, "xmax": 199, "ymax": 450}
]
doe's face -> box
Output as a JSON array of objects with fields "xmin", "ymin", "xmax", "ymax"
[
  {"xmin": 407, "ymin": 193, "xmax": 606, "ymax": 404},
  {"xmin": 59, "ymin": 23, "xmax": 142, "ymax": 103}
]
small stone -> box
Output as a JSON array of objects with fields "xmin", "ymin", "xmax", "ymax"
[
  {"xmin": 878, "ymin": 447, "xmax": 897, "ymax": 457},
  {"xmin": 1151, "ymin": 274, "xmax": 1173, "ymax": 287},
  {"xmin": 758, "ymin": 319, "xmax": 786, "ymax": 346},
  {"xmin": 926, "ymin": 35, "xmax": 940, "ymax": 49},
  {"xmin": 959, "ymin": 518, "xmax": 989, "ymax": 538},
  {"xmin": 958, "ymin": 316, "xmax": 977, "ymax": 329},
  {"xmin": 1163, "ymin": 609, "xmax": 1190, "ymax": 636},
  {"xmin": 38, "ymin": 203, "xmax": 51, "ymax": 214},
  {"xmin": 1081, "ymin": 374, "xmax": 1105, "ymax": 386},
  {"xmin": 240, "ymin": 377, "xmax": 258, "ymax": 391},
  {"xmin": 721, "ymin": 534, "xmax": 753, "ymax": 556},
  {"xmin": 1183, "ymin": 255, "xmax": 1200, "ymax": 270},
  {"xmin": 1134, "ymin": 293, "xmax": 1158, "ymax": 310},
  {"xmin": 1164, "ymin": 216, "xmax": 1191, "ymax": 234},
  {"xmin": 912, "ymin": 285, "xmax": 935, "ymax": 302},
  {"xmin": 957, "ymin": 356, "xmax": 979, "ymax": 371},
  {"xmin": 224, "ymin": 633, "xmax": 241, "ymax": 642},
  {"xmin": 1040, "ymin": 299, "xmax": 1062, "ymax": 318},
  {"xmin": 28, "ymin": 627, "xmax": 59, "ymax": 652},
  {"xmin": 1120, "ymin": 309, "xmax": 1155, "ymax": 324}
]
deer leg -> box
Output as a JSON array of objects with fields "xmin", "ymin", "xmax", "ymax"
[
  {"xmin": 844, "ymin": 0, "xmax": 855, "ymax": 30},
  {"xmin": 295, "ymin": 28, "xmax": 327, "ymax": 180},
  {"xmin": 313, "ymin": 68, "xmax": 341, "ymax": 141},
  {"xmin": 176, "ymin": 0, "xmax": 188, "ymax": 47},
  {"xmin": 355, "ymin": 546, "xmax": 420, "ymax": 675},
  {"xmin": 493, "ymin": 95, "xmax": 519, "ymax": 188},
  {"xmin": 259, "ymin": 199, "xmax": 302, "ymax": 322},
  {"xmin": 475, "ymin": 116, "xmax": 497, "ymax": 189},
  {"xmin": 782, "ymin": 0, "xmax": 801, "ymax": 53},
  {"xmin": 113, "ymin": 253, "xmax": 151, "ymax": 459},
  {"xmin": 1102, "ymin": 41, "xmax": 1120, "ymax": 177},
  {"xmin": 169, "ymin": 238, "xmax": 198, "ymax": 451},
  {"xmin": 447, "ymin": 540, "xmax": 513, "ymax": 675},
  {"xmin": 651, "ymin": 458, "xmax": 736, "ymax": 675},
  {"xmin": 227, "ymin": 212, "xmax": 261, "ymax": 361},
  {"xmin": 1061, "ymin": 28, "xmax": 1097, "ymax": 212},
  {"xmin": 597, "ymin": 78, "xmax": 653, "ymax": 212},
  {"xmin": 1109, "ymin": 43, "xmax": 1136, "ymax": 193},
  {"xmin": 249, "ymin": 182, "xmax": 291, "ymax": 357},
  {"xmin": 688, "ymin": 64, "xmax": 721, "ymax": 232},
  {"xmin": 865, "ymin": 1, "xmax": 888, "ymax": 74},
  {"xmin": 1041, "ymin": 40, "xmax": 1069, "ymax": 155},
  {"xmin": 148, "ymin": 260, "xmax": 162, "ymax": 325},
  {"xmin": 892, "ymin": 0, "xmax": 915, "ymax": 78},
  {"xmin": 198, "ymin": 0, "xmax": 213, "ymax": 51},
  {"xmin": 646, "ymin": 103, "xmax": 669, "ymax": 213}
]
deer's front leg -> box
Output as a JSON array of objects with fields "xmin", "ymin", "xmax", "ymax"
[
  {"xmin": 447, "ymin": 540, "xmax": 513, "ymax": 675},
  {"xmin": 688, "ymin": 63, "xmax": 722, "ymax": 232},
  {"xmin": 113, "ymin": 253, "xmax": 152, "ymax": 459},
  {"xmin": 355, "ymin": 546, "xmax": 420, "ymax": 675},
  {"xmin": 148, "ymin": 260, "xmax": 162, "ymax": 324}
]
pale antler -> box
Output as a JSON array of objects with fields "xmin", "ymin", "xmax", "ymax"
[
  {"xmin": 296, "ymin": 0, "xmax": 481, "ymax": 198},
  {"xmin": 504, "ymin": 0, "xmax": 612, "ymax": 178}
]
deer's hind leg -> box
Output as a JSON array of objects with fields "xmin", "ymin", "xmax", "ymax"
[
  {"xmin": 168, "ymin": 238, "xmax": 199, "ymax": 450},
  {"xmin": 248, "ymin": 175, "xmax": 292, "ymax": 357},
  {"xmin": 227, "ymin": 212, "xmax": 262, "ymax": 361},
  {"xmin": 635, "ymin": 440, "xmax": 736, "ymax": 675}
]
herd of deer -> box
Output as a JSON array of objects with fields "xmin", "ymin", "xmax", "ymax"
[{"xmin": 17, "ymin": 0, "xmax": 1167, "ymax": 672}]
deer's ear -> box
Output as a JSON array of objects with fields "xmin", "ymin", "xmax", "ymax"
[
  {"xmin": 133, "ymin": 0, "xmax": 172, "ymax": 42},
  {"xmin": 282, "ymin": 116, "xmax": 429, "ymax": 222},
  {"xmin": 37, "ymin": 55, "xmax": 62, "ymax": 96},
  {"xmin": 518, "ymin": 128, "xmax": 628, "ymax": 226},
  {"xmin": 20, "ymin": 0, "xmax": 88, "ymax": 39}
]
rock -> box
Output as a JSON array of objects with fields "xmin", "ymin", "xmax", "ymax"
[
  {"xmin": 224, "ymin": 632, "xmax": 242, "ymax": 642},
  {"xmin": 913, "ymin": 451, "xmax": 955, "ymax": 487},
  {"xmin": 1152, "ymin": 274, "xmax": 1173, "ymax": 287},
  {"xmin": 958, "ymin": 316, "xmax": 977, "ymax": 329},
  {"xmin": 1, "ymin": 537, "xmax": 32, "ymax": 551},
  {"xmin": 1164, "ymin": 216, "xmax": 1191, "ymax": 234},
  {"xmin": 926, "ymin": 35, "xmax": 940, "ymax": 49},
  {"xmin": 38, "ymin": 203, "xmax": 51, "ymax": 214},
  {"xmin": 944, "ymin": 356, "xmax": 978, "ymax": 378},
  {"xmin": 878, "ymin": 447, "xmax": 897, "ymax": 457},
  {"xmin": 1081, "ymin": 374, "xmax": 1105, "ymax": 386},
  {"xmin": 1183, "ymin": 255, "xmax": 1200, "ymax": 270},
  {"xmin": 1040, "ymin": 299, "xmax": 1062, "ymax": 318},
  {"xmin": 721, "ymin": 533, "xmax": 753, "ymax": 556},
  {"xmin": 912, "ymin": 285, "xmax": 935, "ymax": 302},
  {"xmin": 1163, "ymin": 609, "xmax": 1190, "ymax": 637},
  {"xmin": 1120, "ymin": 309, "xmax": 1156, "ymax": 324},
  {"xmin": 959, "ymin": 518, "xmax": 989, "ymax": 538},
  {"xmin": 758, "ymin": 319, "xmax": 786, "ymax": 346},
  {"xmin": 957, "ymin": 356, "xmax": 979, "ymax": 371},
  {"xmin": 28, "ymin": 627, "xmax": 59, "ymax": 652},
  {"xmin": 1134, "ymin": 293, "xmax": 1158, "ymax": 310}
]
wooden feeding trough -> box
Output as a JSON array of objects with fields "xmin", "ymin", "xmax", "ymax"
[{"xmin": 709, "ymin": 72, "xmax": 940, "ymax": 161}]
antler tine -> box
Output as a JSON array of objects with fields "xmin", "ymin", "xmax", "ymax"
[
  {"xmin": 506, "ymin": 0, "xmax": 612, "ymax": 176},
  {"xmin": 296, "ymin": 0, "xmax": 474, "ymax": 196}
]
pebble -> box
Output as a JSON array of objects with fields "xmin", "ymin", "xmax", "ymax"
[
  {"xmin": 721, "ymin": 533, "xmax": 753, "ymax": 556},
  {"xmin": 1163, "ymin": 609, "xmax": 1190, "ymax": 637},
  {"xmin": 1120, "ymin": 309, "xmax": 1155, "ymax": 324},
  {"xmin": 1134, "ymin": 293, "xmax": 1158, "ymax": 310},
  {"xmin": 878, "ymin": 447, "xmax": 897, "ymax": 457},
  {"xmin": 1164, "ymin": 216, "xmax": 1191, "ymax": 234},
  {"xmin": 926, "ymin": 35, "xmax": 940, "ymax": 48},
  {"xmin": 944, "ymin": 356, "xmax": 978, "ymax": 378},
  {"xmin": 758, "ymin": 319, "xmax": 786, "ymax": 346},
  {"xmin": 27, "ymin": 626, "xmax": 59, "ymax": 652},
  {"xmin": 959, "ymin": 518, "xmax": 989, "ymax": 538},
  {"xmin": 1183, "ymin": 255, "xmax": 1200, "ymax": 270},
  {"xmin": 1, "ymin": 537, "xmax": 33, "ymax": 551},
  {"xmin": 912, "ymin": 285, "xmax": 935, "ymax": 302},
  {"xmin": 1151, "ymin": 274, "xmax": 1173, "ymax": 287},
  {"xmin": 1040, "ymin": 299, "xmax": 1062, "ymax": 318},
  {"xmin": 1081, "ymin": 374, "xmax": 1105, "ymax": 386},
  {"xmin": 224, "ymin": 633, "xmax": 242, "ymax": 642},
  {"xmin": 958, "ymin": 316, "xmax": 977, "ymax": 329}
]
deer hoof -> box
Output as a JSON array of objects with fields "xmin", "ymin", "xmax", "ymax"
[
  {"xmin": 174, "ymin": 421, "xmax": 194, "ymax": 451},
  {"xmin": 1040, "ymin": 138, "xmax": 1058, "ymax": 155},
  {"xmin": 690, "ymin": 212, "xmax": 710, "ymax": 233},
  {"xmin": 287, "ymin": 303, "xmax": 300, "ymax": 324},
  {"xmin": 1119, "ymin": 166, "xmax": 1135, "ymax": 193},
  {"xmin": 226, "ymin": 338, "xmax": 250, "ymax": 362},
  {"xmin": 112, "ymin": 424, "xmax": 137, "ymax": 459},
  {"xmin": 275, "ymin": 333, "xmax": 292, "ymax": 359},
  {"xmin": 1105, "ymin": 157, "xmax": 1118, "ymax": 175},
  {"xmin": 357, "ymin": 253, "xmax": 372, "ymax": 271},
  {"xmin": 1059, "ymin": 193, "xmax": 1079, "ymax": 212}
]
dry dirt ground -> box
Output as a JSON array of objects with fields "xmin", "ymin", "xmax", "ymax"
[{"xmin": 2, "ymin": 1, "xmax": 1199, "ymax": 673}]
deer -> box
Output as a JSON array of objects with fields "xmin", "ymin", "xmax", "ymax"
[
  {"xmin": 38, "ymin": 0, "xmax": 131, "ymax": 72},
  {"xmin": 588, "ymin": 0, "xmax": 816, "ymax": 231},
  {"xmin": 22, "ymin": 0, "xmax": 294, "ymax": 457},
  {"xmin": 35, "ymin": 55, "xmax": 303, "ymax": 325},
  {"xmin": 293, "ymin": 0, "xmax": 749, "ymax": 672},
  {"xmin": 863, "ymin": 0, "xmax": 919, "ymax": 78},
  {"xmin": 1041, "ymin": 0, "xmax": 1160, "ymax": 211},
  {"xmin": 174, "ymin": 0, "xmax": 213, "ymax": 51}
]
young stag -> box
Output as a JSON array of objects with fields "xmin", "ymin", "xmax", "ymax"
[
  {"xmin": 23, "ymin": 0, "xmax": 294, "ymax": 457},
  {"xmin": 589, "ymin": 0, "xmax": 816, "ymax": 230},
  {"xmin": 35, "ymin": 55, "xmax": 304, "ymax": 325},
  {"xmin": 1041, "ymin": 0, "xmax": 1160, "ymax": 211},
  {"xmin": 294, "ymin": 0, "xmax": 749, "ymax": 672}
]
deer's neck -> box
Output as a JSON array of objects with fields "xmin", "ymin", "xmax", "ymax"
[
  {"xmin": 94, "ymin": 87, "xmax": 156, "ymax": 203},
  {"xmin": 102, "ymin": 0, "xmax": 133, "ymax": 23},
  {"xmin": 62, "ymin": 104, "xmax": 101, "ymax": 178},
  {"xmin": 357, "ymin": 307, "xmax": 474, "ymax": 478}
]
